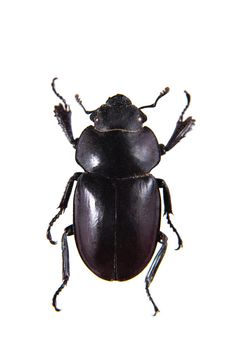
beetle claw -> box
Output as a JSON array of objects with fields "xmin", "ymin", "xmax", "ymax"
[
  {"xmin": 46, "ymin": 230, "xmax": 57, "ymax": 245},
  {"xmin": 50, "ymin": 239, "xmax": 58, "ymax": 245},
  {"xmin": 153, "ymin": 308, "xmax": 160, "ymax": 316},
  {"xmin": 175, "ymin": 241, "xmax": 183, "ymax": 250},
  {"xmin": 53, "ymin": 304, "xmax": 61, "ymax": 312},
  {"xmin": 46, "ymin": 231, "xmax": 58, "ymax": 245}
]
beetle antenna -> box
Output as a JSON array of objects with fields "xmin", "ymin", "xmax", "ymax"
[
  {"xmin": 179, "ymin": 91, "xmax": 191, "ymax": 121},
  {"xmin": 75, "ymin": 94, "xmax": 96, "ymax": 115},
  {"xmin": 139, "ymin": 87, "xmax": 170, "ymax": 110},
  {"xmin": 51, "ymin": 78, "xmax": 70, "ymax": 111}
]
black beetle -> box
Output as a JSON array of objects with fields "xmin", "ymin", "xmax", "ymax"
[{"xmin": 47, "ymin": 78, "xmax": 195, "ymax": 315}]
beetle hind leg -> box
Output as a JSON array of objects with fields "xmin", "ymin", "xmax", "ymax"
[
  {"xmin": 145, "ymin": 232, "xmax": 168, "ymax": 316},
  {"xmin": 52, "ymin": 225, "xmax": 73, "ymax": 312}
]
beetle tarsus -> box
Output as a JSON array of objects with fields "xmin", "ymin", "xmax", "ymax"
[
  {"xmin": 145, "ymin": 232, "xmax": 168, "ymax": 316},
  {"xmin": 145, "ymin": 281, "xmax": 160, "ymax": 316},
  {"xmin": 52, "ymin": 225, "xmax": 73, "ymax": 312},
  {"xmin": 166, "ymin": 213, "xmax": 183, "ymax": 250},
  {"xmin": 179, "ymin": 90, "xmax": 191, "ymax": 121},
  {"xmin": 46, "ymin": 208, "xmax": 63, "ymax": 245},
  {"xmin": 52, "ymin": 78, "xmax": 76, "ymax": 145},
  {"xmin": 52, "ymin": 77, "xmax": 69, "ymax": 111},
  {"xmin": 52, "ymin": 278, "xmax": 68, "ymax": 312},
  {"xmin": 163, "ymin": 91, "xmax": 195, "ymax": 152}
]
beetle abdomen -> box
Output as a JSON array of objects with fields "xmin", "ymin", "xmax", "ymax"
[
  {"xmin": 74, "ymin": 173, "xmax": 161, "ymax": 281},
  {"xmin": 76, "ymin": 126, "xmax": 161, "ymax": 178}
]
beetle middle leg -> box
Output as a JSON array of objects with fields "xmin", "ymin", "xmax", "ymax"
[
  {"xmin": 157, "ymin": 178, "xmax": 183, "ymax": 250},
  {"xmin": 145, "ymin": 232, "xmax": 168, "ymax": 316},
  {"xmin": 46, "ymin": 172, "xmax": 82, "ymax": 244},
  {"xmin": 52, "ymin": 224, "xmax": 73, "ymax": 311}
]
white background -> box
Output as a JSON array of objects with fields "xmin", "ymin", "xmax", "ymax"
[{"xmin": 1, "ymin": 0, "xmax": 233, "ymax": 349}]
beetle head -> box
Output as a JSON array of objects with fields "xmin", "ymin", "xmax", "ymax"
[{"xmin": 90, "ymin": 94, "xmax": 147, "ymax": 132}]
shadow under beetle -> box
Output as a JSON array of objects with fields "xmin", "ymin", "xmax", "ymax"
[{"xmin": 47, "ymin": 78, "xmax": 195, "ymax": 315}]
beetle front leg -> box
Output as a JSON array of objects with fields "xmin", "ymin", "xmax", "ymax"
[
  {"xmin": 46, "ymin": 172, "xmax": 82, "ymax": 244},
  {"xmin": 160, "ymin": 91, "xmax": 195, "ymax": 154},
  {"xmin": 145, "ymin": 232, "xmax": 168, "ymax": 316},
  {"xmin": 157, "ymin": 178, "xmax": 183, "ymax": 250},
  {"xmin": 52, "ymin": 225, "xmax": 73, "ymax": 312},
  {"xmin": 52, "ymin": 78, "xmax": 77, "ymax": 146}
]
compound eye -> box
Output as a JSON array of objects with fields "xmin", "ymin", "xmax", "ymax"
[
  {"xmin": 139, "ymin": 111, "xmax": 147, "ymax": 123},
  {"xmin": 90, "ymin": 111, "xmax": 97, "ymax": 122},
  {"xmin": 94, "ymin": 109, "xmax": 103, "ymax": 123}
]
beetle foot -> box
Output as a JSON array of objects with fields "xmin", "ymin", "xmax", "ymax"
[
  {"xmin": 46, "ymin": 208, "xmax": 63, "ymax": 245},
  {"xmin": 52, "ymin": 279, "xmax": 68, "ymax": 312},
  {"xmin": 145, "ymin": 281, "xmax": 160, "ymax": 316},
  {"xmin": 46, "ymin": 232, "xmax": 57, "ymax": 245},
  {"xmin": 153, "ymin": 309, "xmax": 160, "ymax": 316},
  {"xmin": 175, "ymin": 237, "xmax": 183, "ymax": 250},
  {"xmin": 166, "ymin": 213, "xmax": 183, "ymax": 250}
]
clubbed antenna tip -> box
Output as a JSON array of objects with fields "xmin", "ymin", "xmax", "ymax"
[{"xmin": 75, "ymin": 94, "xmax": 96, "ymax": 115}]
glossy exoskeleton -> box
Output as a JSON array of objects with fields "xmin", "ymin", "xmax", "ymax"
[{"xmin": 47, "ymin": 78, "xmax": 195, "ymax": 315}]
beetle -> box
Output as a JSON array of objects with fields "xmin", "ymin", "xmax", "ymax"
[{"xmin": 47, "ymin": 78, "xmax": 195, "ymax": 315}]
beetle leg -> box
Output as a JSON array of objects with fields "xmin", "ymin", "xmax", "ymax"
[
  {"xmin": 46, "ymin": 172, "xmax": 82, "ymax": 244},
  {"xmin": 145, "ymin": 232, "xmax": 168, "ymax": 316},
  {"xmin": 162, "ymin": 116, "xmax": 195, "ymax": 153},
  {"xmin": 157, "ymin": 178, "xmax": 183, "ymax": 250},
  {"xmin": 52, "ymin": 225, "xmax": 73, "ymax": 312},
  {"xmin": 52, "ymin": 78, "xmax": 76, "ymax": 146},
  {"xmin": 160, "ymin": 91, "xmax": 195, "ymax": 154}
]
